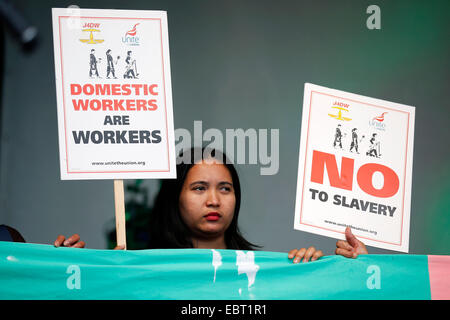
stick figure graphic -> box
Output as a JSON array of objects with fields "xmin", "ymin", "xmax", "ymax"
[
  {"xmin": 106, "ymin": 49, "xmax": 119, "ymax": 79},
  {"xmin": 367, "ymin": 133, "xmax": 381, "ymax": 158},
  {"xmin": 124, "ymin": 51, "xmax": 139, "ymax": 79},
  {"xmin": 350, "ymin": 128, "xmax": 360, "ymax": 153},
  {"xmin": 89, "ymin": 49, "xmax": 101, "ymax": 78},
  {"xmin": 333, "ymin": 124, "xmax": 343, "ymax": 149}
]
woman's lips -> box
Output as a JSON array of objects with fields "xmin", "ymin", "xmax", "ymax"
[{"xmin": 205, "ymin": 212, "xmax": 221, "ymax": 221}]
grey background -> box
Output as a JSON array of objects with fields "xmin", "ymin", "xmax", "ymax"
[{"xmin": 1, "ymin": 0, "xmax": 449, "ymax": 254}]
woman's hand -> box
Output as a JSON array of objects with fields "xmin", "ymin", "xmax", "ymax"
[
  {"xmin": 54, "ymin": 234, "xmax": 85, "ymax": 248},
  {"xmin": 288, "ymin": 246, "xmax": 323, "ymax": 263},
  {"xmin": 114, "ymin": 245, "xmax": 126, "ymax": 250},
  {"xmin": 335, "ymin": 227, "xmax": 368, "ymax": 258}
]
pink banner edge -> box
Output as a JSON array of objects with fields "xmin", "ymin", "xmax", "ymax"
[{"xmin": 428, "ymin": 255, "xmax": 450, "ymax": 300}]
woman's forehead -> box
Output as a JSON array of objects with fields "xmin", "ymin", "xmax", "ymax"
[{"xmin": 186, "ymin": 161, "xmax": 232, "ymax": 182}]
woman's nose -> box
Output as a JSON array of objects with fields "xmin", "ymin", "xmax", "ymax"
[{"xmin": 206, "ymin": 190, "xmax": 220, "ymax": 206}]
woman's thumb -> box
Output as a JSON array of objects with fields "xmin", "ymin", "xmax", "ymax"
[{"xmin": 345, "ymin": 227, "xmax": 358, "ymax": 248}]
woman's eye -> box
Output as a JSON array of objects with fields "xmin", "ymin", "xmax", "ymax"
[
  {"xmin": 220, "ymin": 186, "xmax": 232, "ymax": 192},
  {"xmin": 193, "ymin": 186, "xmax": 206, "ymax": 191}
]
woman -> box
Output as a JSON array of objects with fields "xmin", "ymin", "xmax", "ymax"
[{"xmin": 116, "ymin": 147, "xmax": 368, "ymax": 262}]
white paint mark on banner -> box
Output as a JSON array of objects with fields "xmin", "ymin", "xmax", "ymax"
[
  {"xmin": 211, "ymin": 249, "xmax": 222, "ymax": 283},
  {"xmin": 236, "ymin": 251, "xmax": 259, "ymax": 288}
]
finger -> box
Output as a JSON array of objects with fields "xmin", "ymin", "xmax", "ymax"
[
  {"xmin": 303, "ymin": 246, "xmax": 316, "ymax": 262},
  {"xmin": 335, "ymin": 248, "xmax": 354, "ymax": 258},
  {"xmin": 64, "ymin": 234, "xmax": 80, "ymax": 246},
  {"xmin": 293, "ymin": 248, "xmax": 306, "ymax": 263},
  {"xmin": 54, "ymin": 235, "xmax": 65, "ymax": 247},
  {"xmin": 345, "ymin": 227, "xmax": 359, "ymax": 248},
  {"xmin": 71, "ymin": 241, "xmax": 85, "ymax": 248},
  {"xmin": 311, "ymin": 250, "xmax": 323, "ymax": 261},
  {"xmin": 288, "ymin": 249, "xmax": 298, "ymax": 259},
  {"xmin": 114, "ymin": 245, "xmax": 125, "ymax": 250},
  {"xmin": 336, "ymin": 240, "xmax": 353, "ymax": 251}
]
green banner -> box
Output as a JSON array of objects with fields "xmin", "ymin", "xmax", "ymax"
[{"xmin": 0, "ymin": 241, "xmax": 431, "ymax": 299}]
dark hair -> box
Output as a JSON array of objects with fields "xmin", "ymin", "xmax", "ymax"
[{"xmin": 148, "ymin": 147, "xmax": 260, "ymax": 250}]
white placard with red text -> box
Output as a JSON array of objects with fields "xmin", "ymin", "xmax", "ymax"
[
  {"xmin": 52, "ymin": 8, "xmax": 176, "ymax": 180},
  {"xmin": 294, "ymin": 83, "xmax": 415, "ymax": 252}
]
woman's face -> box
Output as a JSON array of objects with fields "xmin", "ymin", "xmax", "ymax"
[{"xmin": 178, "ymin": 159, "xmax": 236, "ymax": 240}]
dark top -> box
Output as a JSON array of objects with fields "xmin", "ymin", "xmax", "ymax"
[{"xmin": 0, "ymin": 225, "xmax": 26, "ymax": 242}]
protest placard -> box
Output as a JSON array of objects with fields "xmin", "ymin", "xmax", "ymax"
[
  {"xmin": 294, "ymin": 83, "xmax": 415, "ymax": 252},
  {"xmin": 52, "ymin": 8, "xmax": 176, "ymax": 247},
  {"xmin": 52, "ymin": 8, "xmax": 175, "ymax": 180}
]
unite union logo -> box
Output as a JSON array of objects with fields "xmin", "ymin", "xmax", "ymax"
[
  {"xmin": 373, "ymin": 112, "xmax": 387, "ymax": 122},
  {"xmin": 369, "ymin": 112, "xmax": 388, "ymax": 130},
  {"xmin": 122, "ymin": 23, "xmax": 140, "ymax": 46}
]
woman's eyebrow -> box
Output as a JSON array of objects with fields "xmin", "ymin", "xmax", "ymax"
[
  {"xmin": 189, "ymin": 181, "xmax": 209, "ymax": 187},
  {"xmin": 189, "ymin": 181, "xmax": 233, "ymax": 187}
]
